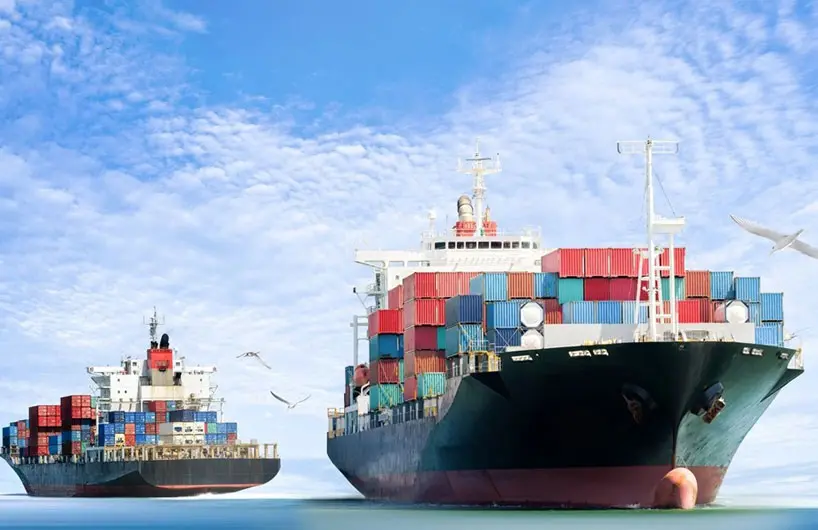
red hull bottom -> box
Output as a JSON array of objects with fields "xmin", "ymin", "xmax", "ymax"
[{"xmin": 346, "ymin": 466, "xmax": 727, "ymax": 508}]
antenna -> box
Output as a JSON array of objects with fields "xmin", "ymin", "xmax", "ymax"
[
  {"xmin": 142, "ymin": 306, "xmax": 166, "ymax": 345},
  {"xmin": 457, "ymin": 137, "xmax": 501, "ymax": 235},
  {"xmin": 616, "ymin": 138, "xmax": 683, "ymax": 342}
]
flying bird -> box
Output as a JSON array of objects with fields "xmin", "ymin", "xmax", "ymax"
[
  {"xmin": 236, "ymin": 351, "xmax": 272, "ymax": 370},
  {"xmin": 270, "ymin": 391, "xmax": 311, "ymax": 409},
  {"xmin": 730, "ymin": 215, "xmax": 818, "ymax": 259}
]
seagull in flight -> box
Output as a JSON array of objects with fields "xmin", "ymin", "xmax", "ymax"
[
  {"xmin": 730, "ymin": 215, "xmax": 818, "ymax": 259},
  {"xmin": 236, "ymin": 351, "xmax": 272, "ymax": 370},
  {"xmin": 270, "ymin": 391, "xmax": 311, "ymax": 409}
]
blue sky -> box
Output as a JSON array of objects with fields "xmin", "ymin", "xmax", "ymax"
[{"xmin": 1, "ymin": 0, "xmax": 818, "ymax": 500}]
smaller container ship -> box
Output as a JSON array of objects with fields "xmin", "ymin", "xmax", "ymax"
[{"xmin": 0, "ymin": 309, "xmax": 281, "ymax": 497}]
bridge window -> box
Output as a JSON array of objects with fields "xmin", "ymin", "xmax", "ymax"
[
  {"xmin": 512, "ymin": 242, "xmax": 520, "ymax": 249},
  {"xmin": 490, "ymin": 241, "xmax": 502, "ymax": 249},
  {"xmin": 434, "ymin": 242, "xmax": 445, "ymax": 250},
  {"xmin": 522, "ymin": 242, "xmax": 531, "ymax": 249},
  {"xmin": 457, "ymin": 241, "xmax": 465, "ymax": 249},
  {"xmin": 503, "ymin": 242, "xmax": 510, "ymax": 248},
  {"xmin": 478, "ymin": 242, "xmax": 489, "ymax": 249},
  {"xmin": 466, "ymin": 241, "xmax": 476, "ymax": 249},
  {"xmin": 533, "ymin": 242, "xmax": 539, "ymax": 249},
  {"xmin": 448, "ymin": 241, "xmax": 455, "ymax": 249}
]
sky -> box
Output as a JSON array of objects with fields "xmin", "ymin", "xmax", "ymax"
[{"xmin": 0, "ymin": 0, "xmax": 817, "ymax": 501}]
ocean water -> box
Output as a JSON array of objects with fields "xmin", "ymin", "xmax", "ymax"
[{"xmin": 3, "ymin": 495, "xmax": 818, "ymax": 529}]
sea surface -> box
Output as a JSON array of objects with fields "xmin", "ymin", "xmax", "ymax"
[{"xmin": 3, "ymin": 494, "xmax": 818, "ymax": 529}]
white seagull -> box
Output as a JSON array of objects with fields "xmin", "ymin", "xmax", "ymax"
[
  {"xmin": 730, "ymin": 215, "xmax": 818, "ymax": 259},
  {"xmin": 270, "ymin": 391, "xmax": 311, "ymax": 410},
  {"xmin": 236, "ymin": 351, "xmax": 272, "ymax": 370}
]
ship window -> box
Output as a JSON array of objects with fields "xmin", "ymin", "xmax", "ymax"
[
  {"xmin": 465, "ymin": 241, "xmax": 476, "ymax": 249},
  {"xmin": 490, "ymin": 241, "xmax": 502, "ymax": 249},
  {"xmin": 512, "ymin": 242, "xmax": 520, "ymax": 249},
  {"xmin": 434, "ymin": 242, "xmax": 445, "ymax": 250},
  {"xmin": 478, "ymin": 242, "xmax": 489, "ymax": 249},
  {"xmin": 533, "ymin": 242, "xmax": 539, "ymax": 249},
  {"xmin": 456, "ymin": 241, "xmax": 464, "ymax": 249},
  {"xmin": 447, "ymin": 242, "xmax": 455, "ymax": 249},
  {"xmin": 503, "ymin": 242, "xmax": 511, "ymax": 248},
  {"xmin": 522, "ymin": 242, "xmax": 531, "ymax": 249}
]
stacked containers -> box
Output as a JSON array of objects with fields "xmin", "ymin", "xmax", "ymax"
[
  {"xmin": 60, "ymin": 395, "xmax": 96, "ymax": 456},
  {"xmin": 28, "ymin": 405, "xmax": 61, "ymax": 456}
]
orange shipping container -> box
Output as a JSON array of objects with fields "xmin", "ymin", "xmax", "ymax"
[
  {"xmin": 125, "ymin": 434, "xmax": 136, "ymax": 447},
  {"xmin": 659, "ymin": 248, "xmax": 686, "ymax": 277},
  {"xmin": 405, "ymin": 350, "xmax": 445, "ymax": 378},
  {"xmin": 437, "ymin": 272, "xmax": 459, "ymax": 298},
  {"xmin": 685, "ymin": 270, "xmax": 711, "ymax": 298},
  {"xmin": 583, "ymin": 248, "xmax": 611, "ymax": 277},
  {"xmin": 387, "ymin": 285, "xmax": 404, "ymax": 309},
  {"xmin": 541, "ymin": 249, "xmax": 584, "ymax": 277},
  {"xmin": 610, "ymin": 248, "xmax": 638, "ymax": 277},
  {"xmin": 124, "ymin": 423, "xmax": 135, "ymax": 435},
  {"xmin": 457, "ymin": 272, "xmax": 479, "ymax": 295},
  {"xmin": 403, "ymin": 299, "xmax": 445, "ymax": 327},
  {"xmin": 545, "ymin": 310, "xmax": 562, "ymax": 324},
  {"xmin": 403, "ymin": 272, "xmax": 438, "ymax": 301},
  {"xmin": 507, "ymin": 272, "xmax": 534, "ymax": 299}
]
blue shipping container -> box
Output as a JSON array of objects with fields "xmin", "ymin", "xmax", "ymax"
[
  {"xmin": 562, "ymin": 301, "xmax": 597, "ymax": 324},
  {"xmin": 124, "ymin": 412, "xmax": 136, "ymax": 423},
  {"xmin": 66, "ymin": 430, "xmax": 82, "ymax": 442},
  {"xmin": 370, "ymin": 384, "xmax": 403, "ymax": 409},
  {"xmin": 760, "ymin": 292, "xmax": 784, "ymax": 322},
  {"xmin": 436, "ymin": 327, "xmax": 446, "ymax": 350},
  {"xmin": 485, "ymin": 301, "xmax": 523, "ymax": 329},
  {"xmin": 445, "ymin": 294, "xmax": 483, "ymax": 326},
  {"xmin": 747, "ymin": 302, "xmax": 761, "ymax": 325},
  {"xmin": 1, "ymin": 427, "xmax": 7, "ymax": 438},
  {"xmin": 205, "ymin": 434, "xmax": 216, "ymax": 445},
  {"xmin": 225, "ymin": 422, "xmax": 238, "ymax": 434},
  {"xmin": 114, "ymin": 423, "xmax": 125, "ymax": 434},
  {"xmin": 710, "ymin": 271, "xmax": 735, "ymax": 300},
  {"xmin": 734, "ymin": 277, "xmax": 761, "ymax": 303},
  {"xmin": 487, "ymin": 328, "xmax": 521, "ymax": 351},
  {"xmin": 108, "ymin": 411, "xmax": 125, "ymax": 423},
  {"xmin": 533, "ymin": 272, "xmax": 558, "ymax": 298},
  {"xmin": 169, "ymin": 410, "xmax": 195, "ymax": 423},
  {"xmin": 755, "ymin": 323, "xmax": 784, "ymax": 347},
  {"xmin": 217, "ymin": 423, "xmax": 227, "ymax": 434},
  {"xmin": 368, "ymin": 334, "xmax": 402, "ymax": 361},
  {"xmin": 8, "ymin": 425, "xmax": 16, "ymax": 436},
  {"xmin": 445, "ymin": 324, "xmax": 485, "ymax": 357},
  {"xmin": 557, "ymin": 278, "xmax": 584, "ymax": 305},
  {"xmin": 345, "ymin": 365, "xmax": 354, "ymax": 387},
  {"xmin": 135, "ymin": 434, "xmax": 148, "ymax": 446},
  {"xmin": 166, "ymin": 401, "xmax": 177, "ymax": 411},
  {"xmin": 597, "ymin": 301, "xmax": 623, "ymax": 324},
  {"xmin": 145, "ymin": 412, "xmax": 156, "ymax": 423},
  {"xmin": 469, "ymin": 273, "xmax": 508, "ymax": 302},
  {"xmin": 133, "ymin": 412, "xmax": 146, "ymax": 423},
  {"xmin": 135, "ymin": 423, "xmax": 146, "ymax": 435},
  {"xmin": 621, "ymin": 301, "xmax": 648, "ymax": 324},
  {"xmin": 146, "ymin": 435, "xmax": 157, "ymax": 445},
  {"xmin": 417, "ymin": 373, "xmax": 446, "ymax": 398}
]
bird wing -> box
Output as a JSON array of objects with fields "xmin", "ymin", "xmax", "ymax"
[
  {"xmin": 253, "ymin": 355, "xmax": 272, "ymax": 370},
  {"xmin": 270, "ymin": 391, "xmax": 291, "ymax": 406},
  {"xmin": 294, "ymin": 394, "xmax": 311, "ymax": 405},
  {"xmin": 789, "ymin": 239, "xmax": 818, "ymax": 259},
  {"xmin": 730, "ymin": 215, "xmax": 786, "ymax": 242}
]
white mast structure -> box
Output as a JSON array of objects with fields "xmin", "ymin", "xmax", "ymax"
[
  {"xmin": 617, "ymin": 138, "xmax": 686, "ymax": 342},
  {"xmin": 456, "ymin": 138, "xmax": 501, "ymax": 235}
]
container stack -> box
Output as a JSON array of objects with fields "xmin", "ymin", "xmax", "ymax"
[
  {"xmin": 27, "ymin": 405, "xmax": 62, "ymax": 457},
  {"xmin": 99, "ymin": 406, "xmax": 237, "ymax": 447},
  {"xmin": 1, "ymin": 420, "xmax": 29, "ymax": 455},
  {"xmin": 368, "ymin": 305, "xmax": 404, "ymax": 411},
  {"xmin": 59, "ymin": 395, "xmax": 97, "ymax": 456}
]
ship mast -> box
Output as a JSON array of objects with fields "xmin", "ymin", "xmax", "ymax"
[
  {"xmin": 617, "ymin": 138, "xmax": 685, "ymax": 342},
  {"xmin": 143, "ymin": 307, "xmax": 165, "ymax": 347},
  {"xmin": 457, "ymin": 137, "xmax": 501, "ymax": 235}
]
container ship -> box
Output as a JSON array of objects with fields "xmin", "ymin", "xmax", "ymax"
[
  {"xmin": 326, "ymin": 138, "xmax": 805, "ymax": 508},
  {"xmin": 1, "ymin": 310, "xmax": 281, "ymax": 497}
]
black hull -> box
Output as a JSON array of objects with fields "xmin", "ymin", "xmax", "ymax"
[
  {"xmin": 327, "ymin": 341, "xmax": 802, "ymax": 507},
  {"xmin": 2, "ymin": 457, "xmax": 281, "ymax": 497}
]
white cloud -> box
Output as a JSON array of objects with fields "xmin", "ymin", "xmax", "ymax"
[{"xmin": 0, "ymin": 0, "xmax": 817, "ymax": 499}]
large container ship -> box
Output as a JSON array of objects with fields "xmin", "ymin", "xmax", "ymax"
[
  {"xmin": 1, "ymin": 310, "xmax": 281, "ymax": 497},
  {"xmin": 326, "ymin": 138, "xmax": 805, "ymax": 508}
]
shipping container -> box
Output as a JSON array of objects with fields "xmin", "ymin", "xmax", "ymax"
[
  {"xmin": 747, "ymin": 302, "xmax": 761, "ymax": 325},
  {"xmin": 370, "ymin": 358, "xmax": 401, "ymax": 384},
  {"xmin": 520, "ymin": 301, "xmax": 544, "ymax": 329},
  {"xmin": 557, "ymin": 278, "xmax": 584, "ymax": 305},
  {"xmin": 403, "ymin": 272, "xmax": 438, "ymax": 301},
  {"xmin": 610, "ymin": 248, "xmax": 639, "ymax": 277},
  {"xmin": 436, "ymin": 272, "xmax": 460, "ymax": 298},
  {"xmin": 404, "ymin": 350, "xmax": 446, "ymax": 378},
  {"xmin": 507, "ymin": 272, "xmax": 534, "ymax": 299},
  {"xmin": 436, "ymin": 327, "xmax": 446, "ymax": 350},
  {"xmin": 469, "ymin": 273, "xmax": 508, "ymax": 302},
  {"xmin": 544, "ymin": 308, "xmax": 562, "ymax": 324},
  {"xmin": 713, "ymin": 300, "xmax": 749, "ymax": 324},
  {"xmin": 457, "ymin": 272, "xmax": 479, "ymax": 296},
  {"xmin": 387, "ymin": 285, "xmax": 404, "ymax": 310},
  {"xmin": 685, "ymin": 270, "xmax": 711, "ymax": 298},
  {"xmin": 370, "ymin": 384, "xmax": 403, "ymax": 409},
  {"xmin": 755, "ymin": 323, "xmax": 784, "ymax": 347},
  {"xmin": 621, "ymin": 301, "xmax": 649, "ymax": 324},
  {"xmin": 404, "ymin": 375, "xmax": 418, "ymax": 401},
  {"xmin": 444, "ymin": 294, "xmax": 483, "ymax": 326},
  {"xmin": 541, "ymin": 249, "xmax": 584, "ymax": 277},
  {"xmin": 609, "ymin": 277, "xmax": 639, "ymax": 301},
  {"xmin": 660, "ymin": 277, "xmax": 686, "ymax": 301},
  {"xmin": 485, "ymin": 301, "xmax": 523, "ymax": 329},
  {"xmin": 583, "ymin": 278, "xmax": 611, "ymax": 301},
  {"xmin": 658, "ymin": 247, "xmax": 686, "ymax": 277},
  {"xmin": 597, "ymin": 301, "xmax": 623, "ymax": 324},
  {"xmin": 487, "ymin": 328, "xmax": 521, "ymax": 351},
  {"xmin": 368, "ymin": 334, "xmax": 403, "ymax": 361},
  {"xmin": 710, "ymin": 271, "xmax": 735, "ymax": 300},
  {"xmin": 168, "ymin": 410, "xmax": 195, "ymax": 423},
  {"xmin": 734, "ymin": 277, "xmax": 761, "ymax": 303},
  {"xmin": 445, "ymin": 324, "xmax": 485, "ymax": 357},
  {"xmin": 417, "ymin": 373, "xmax": 446, "ymax": 398},
  {"xmin": 533, "ymin": 272, "xmax": 558, "ymax": 298},
  {"xmin": 367, "ymin": 309, "xmax": 403, "ymax": 337},
  {"xmin": 583, "ymin": 248, "xmax": 611, "ymax": 277},
  {"xmin": 404, "ymin": 326, "xmax": 439, "ymax": 352},
  {"xmin": 344, "ymin": 365, "xmax": 354, "ymax": 387},
  {"xmin": 760, "ymin": 292, "xmax": 784, "ymax": 322},
  {"xmin": 562, "ymin": 301, "xmax": 597, "ymax": 324},
  {"xmin": 403, "ymin": 298, "xmax": 445, "ymax": 327},
  {"xmin": 677, "ymin": 299, "xmax": 712, "ymax": 323}
]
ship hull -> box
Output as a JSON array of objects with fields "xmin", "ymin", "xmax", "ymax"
[
  {"xmin": 327, "ymin": 341, "xmax": 802, "ymax": 507},
  {"xmin": 2, "ymin": 457, "xmax": 281, "ymax": 497}
]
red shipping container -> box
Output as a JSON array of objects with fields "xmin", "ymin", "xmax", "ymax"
[
  {"xmin": 64, "ymin": 442, "xmax": 82, "ymax": 456},
  {"xmin": 583, "ymin": 248, "xmax": 611, "ymax": 277},
  {"xmin": 124, "ymin": 424, "xmax": 135, "ymax": 435},
  {"xmin": 227, "ymin": 432, "xmax": 237, "ymax": 441},
  {"xmin": 659, "ymin": 248, "xmax": 686, "ymax": 277},
  {"xmin": 610, "ymin": 248, "xmax": 639, "ymax": 277},
  {"xmin": 404, "ymin": 375, "xmax": 418, "ymax": 401},
  {"xmin": 404, "ymin": 326, "xmax": 439, "ymax": 352},
  {"xmin": 507, "ymin": 272, "xmax": 534, "ymax": 299},
  {"xmin": 387, "ymin": 285, "xmax": 404, "ymax": 309},
  {"xmin": 30, "ymin": 446, "xmax": 48, "ymax": 457},
  {"xmin": 541, "ymin": 249, "xmax": 584, "ymax": 277},
  {"xmin": 367, "ymin": 309, "xmax": 403, "ymax": 338},
  {"xmin": 686, "ymin": 270, "xmax": 711, "ymax": 298},
  {"xmin": 609, "ymin": 278, "xmax": 638, "ymax": 301},
  {"xmin": 437, "ymin": 272, "xmax": 459, "ymax": 298},
  {"xmin": 145, "ymin": 423, "xmax": 157, "ymax": 435},
  {"xmin": 405, "ymin": 350, "xmax": 445, "ymax": 378},
  {"xmin": 457, "ymin": 272, "xmax": 479, "ymax": 295},
  {"xmin": 403, "ymin": 299, "xmax": 445, "ymax": 327},
  {"xmin": 371, "ymin": 358, "xmax": 400, "ymax": 384},
  {"xmin": 545, "ymin": 310, "xmax": 563, "ymax": 324},
  {"xmin": 676, "ymin": 299, "xmax": 713, "ymax": 323},
  {"xmin": 125, "ymin": 434, "xmax": 135, "ymax": 447},
  {"xmin": 403, "ymin": 272, "xmax": 438, "ymax": 301},
  {"xmin": 584, "ymin": 278, "xmax": 611, "ymax": 301},
  {"xmin": 538, "ymin": 299, "xmax": 560, "ymax": 313}
]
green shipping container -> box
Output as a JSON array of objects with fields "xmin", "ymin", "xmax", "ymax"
[
  {"xmin": 370, "ymin": 384, "xmax": 403, "ymax": 409},
  {"xmin": 558, "ymin": 278, "xmax": 584, "ymax": 305},
  {"xmin": 417, "ymin": 373, "xmax": 446, "ymax": 398},
  {"xmin": 207, "ymin": 423, "xmax": 219, "ymax": 434},
  {"xmin": 660, "ymin": 277, "xmax": 686, "ymax": 301},
  {"xmin": 436, "ymin": 326, "xmax": 446, "ymax": 349},
  {"xmin": 91, "ymin": 397, "xmax": 98, "ymax": 409},
  {"xmin": 399, "ymin": 360, "xmax": 404, "ymax": 383}
]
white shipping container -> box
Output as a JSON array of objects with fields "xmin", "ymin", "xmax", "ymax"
[
  {"xmin": 159, "ymin": 434, "xmax": 196, "ymax": 445},
  {"xmin": 114, "ymin": 433, "xmax": 125, "ymax": 445},
  {"xmin": 192, "ymin": 422, "xmax": 205, "ymax": 434},
  {"xmin": 714, "ymin": 300, "xmax": 749, "ymax": 324},
  {"xmin": 158, "ymin": 422, "xmax": 185, "ymax": 436},
  {"xmin": 520, "ymin": 329, "xmax": 544, "ymax": 350},
  {"xmin": 520, "ymin": 301, "xmax": 544, "ymax": 329}
]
